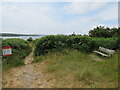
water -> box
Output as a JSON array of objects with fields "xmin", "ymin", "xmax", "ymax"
[{"xmin": 1, "ymin": 36, "xmax": 43, "ymax": 40}]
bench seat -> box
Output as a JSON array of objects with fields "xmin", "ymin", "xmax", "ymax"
[{"xmin": 94, "ymin": 50, "xmax": 110, "ymax": 57}]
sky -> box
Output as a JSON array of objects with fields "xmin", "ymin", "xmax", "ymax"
[{"xmin": 0, "ymin": 0, "xmax": 119, "ymax": 35}]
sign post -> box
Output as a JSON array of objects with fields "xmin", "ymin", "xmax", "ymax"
[{"xmin": 2, "ymin": 47, "xmax": 12, "ymax": 56}]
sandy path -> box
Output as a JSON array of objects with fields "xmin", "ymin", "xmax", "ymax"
[
  {"xmin": 3, "ymin": 63, "xmax": 53, "ymax": 88},
  {"xmin": 24, "ymin": 48, "xmax": 34, "ymax": 65},
  {"xmin": 3, "ymin": 47, "xmax": 54, "ymax": 88}
]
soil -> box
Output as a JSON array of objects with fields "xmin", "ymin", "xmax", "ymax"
[
  {"xmin": 2, "ymin": 47, "xmax": 54, "ymax": 88},
  {"xmin": 2, "ymin": 46, "xmax": 103, "ymax": 88}
]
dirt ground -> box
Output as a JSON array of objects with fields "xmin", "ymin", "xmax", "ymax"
[
  {"xmin": 2, "ymin": 49, "xmax": 55, "ymax": 88},
  {"xmin": 2, "ymin": 48, "xmax": 104, "ymax": 88}
]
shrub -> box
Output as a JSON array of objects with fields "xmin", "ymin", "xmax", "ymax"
[
  {"xmin": 91, "ymin": 37, "xmax": 118, "ymax": 50},
  {"xmin": 71, "ymin": 36, "xmax": 96, "ymax": 53},
  {"xmin": 34, "ymin": 35, "xmax": 70, "ymax": 56},
  {"xmin": 2, "ymin": 38, "xmax": 31, "ymax": 70},
  {"xmin": 27, "ymin": 37, "xmax": 33, "ymax": 42},
  {"xmin": 89, "ymin": 26, "xmax": 118, "ymax": 37},
  {"xmin": 34, "ymin": 35, "xmax": 118, "ymax": 56}
]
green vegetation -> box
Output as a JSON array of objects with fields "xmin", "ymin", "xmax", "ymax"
[
  {"xmin": 91, "ymin": 37, "xmax": 118, "ymax": 50},
  {"xmin": 34, "ymin": 49, "xmax": 118, "ymax": 88},
  {"xmin": 89, "ymin": 26, "xmax": 119, "ymax": 37},
  {"xmin": 33, "ymin": 26, "xmax": 119, "ymax": 87},
  {"xmin": 2, "ymin": 26, "xmax": 119, "ymax": 88},
  {"xmin": 27, "ymin": 37, "xmax": 33, "ymax": 42},
  {"xmin": 34, "ymin": 35, "xmax": 118, "ymax": 56},
  {"xmin": 2, "ymin": 38, "xmax": 31, "ymax": 70}
]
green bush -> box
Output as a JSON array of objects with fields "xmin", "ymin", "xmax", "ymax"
[
  {"xmin": 34, "ymin": 35, "xmax": 118, "ymax": 56},
  {"xmin": 71, "ymin": 36, "xmax": 96, "ymax": 53},
  {"xmin": 89, "ymin": 26, "xmax": 118, "ymax": 37},
  {"xmin": 91, "ymin": 37, "xmax": 118, "ymax": 50},
  {"xmin": 34, "ymin": 35, "xmax": 70, "ymax": 56},
  {"xmin": 27, "ymin": 37, "xmax": 33, "ymax": 42},
  {"xmin": 2, "ymin": 38, "xmax": 31, "ymax": 70}
]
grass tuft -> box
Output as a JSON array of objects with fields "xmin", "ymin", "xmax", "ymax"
[{"xmin": 33, "ymin": 49, "xmax": 118, "ymax": 88}]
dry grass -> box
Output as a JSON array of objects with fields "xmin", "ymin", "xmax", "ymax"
[{"xmin": 33, "ymin": 49, "xmax": 118, "ymax": 88}]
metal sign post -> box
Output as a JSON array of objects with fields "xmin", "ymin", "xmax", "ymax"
[{"xmin": 2, "ymin": 47, "xmax": 12, "ymax": 56}]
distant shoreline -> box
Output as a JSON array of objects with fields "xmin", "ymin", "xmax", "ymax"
[
  {"xmin": 1, "ymin": 35, "xmax": 44, "ymax": 40},
  {"xmin": 0, "ymin": 33, "xmax": 46, "ymax": 37},
  {"xmin": 2, "ymin": 35, "xmax": 43, "ymax": 37}
]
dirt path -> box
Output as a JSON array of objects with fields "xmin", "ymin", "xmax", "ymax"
[
  {"xmin": 24, "ymin": 48, "xmax": 34, "ymax": 65},
  {"xmin": 3, "ymin": 46, "xmax": 54, "ymax": 88}
]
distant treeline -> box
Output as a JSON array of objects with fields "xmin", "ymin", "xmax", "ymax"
[{"xmin": 0, "ymin": 33, "xmax": 44, "ymax": 37}]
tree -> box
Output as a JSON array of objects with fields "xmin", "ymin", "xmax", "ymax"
[
  {"xmin": 27, "ymin": 37, "xmax": 33, "ymax": 42},
  {"xmin": 89, "ymin": 26, "xmax": 118, "ymax": 37},
  {"xmin": 71, "ymin": 32, "xmax": 76, "ymax": 36}
]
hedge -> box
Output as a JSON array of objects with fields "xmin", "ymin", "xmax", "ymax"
[{"xmin": 34, "ymin": 35, "xmax": 118, "ymax": 56}]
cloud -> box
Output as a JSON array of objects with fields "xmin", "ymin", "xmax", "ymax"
[
  {"xmin": 2, "ymin": 2, "xmax": 118, "ymax": 35},
  {"xmin": 0, "ymin": 3, "xmax": 2, "ymax": 32},
  {"xmin": 90, "ymin": 3, "xmax": 118, "ymax": 22},
  {"xmin": 2, "ymin": 3, "xmax": 59, "ymax": 34},
  {"xmin": 63, "ymin": 2, "xmax": 107, "ymax": 14},
  {"xmin": 2, "ymin": 0, "xmax": 120, "ymax": 2},
  {"xmin": 10, "ymin": 6, "xmax": 20, "ymax": 11}
]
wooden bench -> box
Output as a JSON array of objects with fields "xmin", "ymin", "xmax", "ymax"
[{"xmin": 94, "ymin": 47, "xmax": 115, "ymax": 57}]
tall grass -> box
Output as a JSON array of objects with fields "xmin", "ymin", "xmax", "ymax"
[{"xmin": 33, "ymin": 49, "xmax": 118, "ymax": 88}]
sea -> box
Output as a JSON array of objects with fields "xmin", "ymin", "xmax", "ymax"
[{"xmin": 1, "ymin": 36, "xmax": 43, "ymax": 40}]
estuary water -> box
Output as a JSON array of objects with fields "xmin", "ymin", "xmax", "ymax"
[{"xmin": 1, "ymin": 36, "xmax": 43, "ymax": 40}]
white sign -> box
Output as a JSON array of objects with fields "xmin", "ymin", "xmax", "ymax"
[{"xmin": 2, "ymin": 47, "xmax": 12, "ymax": 56}]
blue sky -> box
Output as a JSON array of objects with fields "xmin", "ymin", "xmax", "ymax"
[{"xmin": 1, "ymin": 1, "xmax": 118, "ymax": 35}]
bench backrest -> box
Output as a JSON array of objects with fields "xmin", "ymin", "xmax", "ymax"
[{"xmin": 99, "ymin": 47, "xmax": 115, "ymax": 55}]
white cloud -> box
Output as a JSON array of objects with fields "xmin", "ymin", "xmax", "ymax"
[
  {"xmin": 10, "ymin": 6, "xmax": 20, "ymax": 10},
  {"xmin": 63, "ymin": 2, "xmax": 107, "ymax": 14},
  {"xmin": 2, "ymin": 2, "xmax": 118, "ymax": 35},
  {"xmin": 2, "ymin": 3, "xmax": 59, "ymax": 34},
  {"xmin": 90, "ymin": 3, "xmax": 118, "ymax": 21},
  {"xmin": 2, "ymin": 0, "xmax": 120, "ymax": 2},
  {"xmin": 0, "ymin": 3, "xmax": 2, "ymax": 32}
]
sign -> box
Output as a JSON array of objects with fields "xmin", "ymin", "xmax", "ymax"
[{"xmin": 2, "ymin": 47, "xmax": 12, "ymax": 56}]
